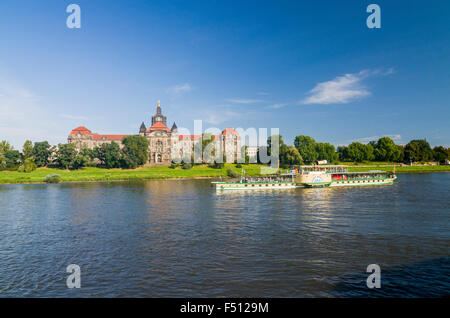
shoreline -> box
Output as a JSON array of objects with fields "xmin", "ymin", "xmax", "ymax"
[{"xmin": 1, "ymin": 164, "xmax": 449, "ymax": 185}]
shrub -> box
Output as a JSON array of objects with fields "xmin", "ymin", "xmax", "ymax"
[
  {"xmin": 17, "ymin": 157, "xmax": 37, "ymax": 173},
  {"xmin": 209, "ymin": 162, "xmax": 224, "ymax": 169},
  {"xmin": 227, "ymin": 167, "xmax": 239, "ymax": 178},
  {"xmin": 44, "ymin": 174, "xmax": 61, "ymax": 183},
  {"xmin": 182, "ymin": 163, "xmax": 192, "ymax": 170},
  {"xmin": 235, "ymin": 163, "xmax": 242, "ymax": 168}
]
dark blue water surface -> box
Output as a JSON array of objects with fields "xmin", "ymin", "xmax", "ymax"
[{"xmin": 0, "ymin": 173, "xmax": 449, "ymax": 297}]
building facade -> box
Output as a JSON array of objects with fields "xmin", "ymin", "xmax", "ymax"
[{"xmin": 68, "ymin": 101, "xmax": 241, "ymax": 165}]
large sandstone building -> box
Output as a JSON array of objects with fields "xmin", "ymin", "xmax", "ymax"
[{"xmin": 68, "ymin": 101, "xmax": 241, "ymax": 165}]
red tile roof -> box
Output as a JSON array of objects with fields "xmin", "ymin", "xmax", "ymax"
[
  {"xmin": 70, "ymin": 127, "xmax": 129, "ymax": 140},
  {"xmin": 92, "ymin": 134, "xmax": 129, "ymax": 140},
  {"xmin": 146, "ymin": 121, "xmax": 171, "ymax": 132},
  {"xmin": 179, "ymin": 134, "xmax": 201, "ymax": 140},
  {"xmin": 222, "ymin": 127, "xmax": 239, "ymax": 136},
  {"xmin": 70, "ymin": 126, "xmax": 92, "ymax": 135}
]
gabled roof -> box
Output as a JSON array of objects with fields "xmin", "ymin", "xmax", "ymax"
[{"xmin": 147, "ymin": 121, "xmax": 171, "ymax": 132}]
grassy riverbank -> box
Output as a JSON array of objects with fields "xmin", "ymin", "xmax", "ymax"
[
  {"xmin": 0, "ymin": 164, "xmax": 266, "ymax": 184},
  {"xmin": 346, "ymin": 164, "xmax": 450, "ymax": 173},
  {"xmin": 0, "ymin": 163, "xmax": 449, "ymax": 184}
]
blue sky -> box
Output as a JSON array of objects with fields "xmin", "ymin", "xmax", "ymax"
[{"xmin": 0, "ymin": 0, "xmax": 449, "ymax": 149}]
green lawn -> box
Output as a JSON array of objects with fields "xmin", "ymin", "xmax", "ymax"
[
  {"xmin": 0, "ymin": 163, "xmax": 449, "ymax": 185},
  {"xmin": 0, "ymin": 164, "xmax": 266, "ymax": 184}
]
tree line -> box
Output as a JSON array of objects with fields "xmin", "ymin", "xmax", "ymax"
[
  {"xmin": 1, "ymin": 134, "xmax": 449, "ymax": 172},
  {"xmin": 0, "ymin": 136, "xmax": 150, "ymax": 172},
  {"xmin": 259, "ymin": 135, "xmax": 450, "ymax": 167}
]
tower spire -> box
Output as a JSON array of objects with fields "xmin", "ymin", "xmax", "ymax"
[{"xmin": 156, "ymin": 100, "xmax": 162, "ymax": 115}]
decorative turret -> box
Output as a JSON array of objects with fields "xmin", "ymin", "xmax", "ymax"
[
  {"xmin": 139, "ymin": 122, "xmax": 147, "ymax": 135},
  {"xmin": 151, "ymin": 100, "xmax": 167, "ymax": 126},
  {"xmin": 171, "ymin": 122, "xmax": 178, "ymax": 133}
]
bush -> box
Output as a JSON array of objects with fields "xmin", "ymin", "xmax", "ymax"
[
  {"xmin": 209, "ymin": 162, "xmax": 224, "ymax": 169},
  {"xmin": 227, "ymin": 167, "xmax": 239, "ymax": 178},
  {"xmin": 44, "ymin": 174, "xmax": 61, "ymax": 183},
  {"xmin": 17, "ymin": 157, "xmax": 37, "ymax": 173},
  {"xmin": 182, "ymin": 163, "xmax": 192, "ymax": 170},
  {"xmin": 235, "ymin": 163, "xmax": 242, "ymax": 168}
]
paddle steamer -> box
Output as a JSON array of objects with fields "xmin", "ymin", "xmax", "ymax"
[{"xmin": 213, "ymin": 165, "xmax": 396, "ymax": 191}]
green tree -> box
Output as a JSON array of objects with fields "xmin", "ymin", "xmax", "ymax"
[
  {"xmin": 201, "ymin": 133, "xmax": 216, "ymax": 163},
  {"xmin": 0, "ymin": 152, "xmax": 6, "ymax": 170},
  {"xmin": 404, "ymin": 139, "xmax": 433, "ymax": 163},
  {"xmin": 294, "ymin": 135, "xmax": 318, "ymax": 164},
  {"xmin": 22, "ymin": 140, "xmax": 34, "ymax": 160},
  {"xmin": 241, "ymin": 145, "xmax": 250, "ymax": 164},
  {"xmin": 72, "ymin": 152, "xmax": 89, "ymax": 169},
  {"xmin": 363, "ymin": 143, "xmax": 375, "ymax": 161},
  {"xmin": 120, "ymin": 136, "xmax": 149, "ymax": 169},
  {"xmin": 346, "ymin": 142, "xmax": 369, "ymax": 162},
  {"xmin": 267, "ymin": 135, "xmax": 285, "ymax": 156},
  {"xmin": 94, "ymin": 142, "xmax": 122, "ymax": 168},
  {"xmin": 4, "ymin": 150, "xmax": 22, "ymax": 170},
  {"xmin": 33, "ymin": 141, "xmax": 51, "ymax": 167},
  {"xmin": 337, "ymin": 146, "xmax": 349, "ymax": 161},
  {"xmin": 18, "ymin": 157, "xmax": 37, "ymax": 173},
  {"xmin": 396, "ymin": 145, "xmax": 405, "ymax": 163},
  {"xmin": 56, "ymin": 143, "xmax": 78, "ymax": 169},
  {"xmin": 0, "ymin": 140, "xmax": 13, "ymax": 153},
  {"xmin": 373, "ymin": 137, "xmax": 401, "ymax": 162},
  {"xmin": 433, "ymin": 146, "xmax": 449, "ymax": 163},
  {"xmin": 281, "ymin": 146, "xmax": 303, "ymax": 167},
  {"xmin": 315, "ymin": 142, "xmax": 338, "ymax": 163}
]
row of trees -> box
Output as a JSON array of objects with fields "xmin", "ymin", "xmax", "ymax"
[
  {"xmin": 0, "ymin": 136, "xmax": 150, "ymax": 172},
  {"xmin": 1, "ymin": 134, "xmax": 449, "ymax": 172},
  {"xmin": 260, "ymin": 135, "xmax": 449, "ymax": 167}
]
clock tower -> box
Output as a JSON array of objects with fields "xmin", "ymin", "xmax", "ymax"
[{"xmin": 151, "ymin": 100, "xmax": 167, "ymax": 126}]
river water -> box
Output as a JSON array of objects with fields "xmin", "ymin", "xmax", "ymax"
[{"xmin": 0, "ymin": 173, "xmax": 449, "ymax": 297}]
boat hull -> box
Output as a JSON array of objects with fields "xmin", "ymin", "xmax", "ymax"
[
  {"xmin": 330, "ymin": 177, "xmax": 396, "ymax": 187},
  {"xmin": 215, "ymin": 182, "xmax": 297, "ymax": 191}
]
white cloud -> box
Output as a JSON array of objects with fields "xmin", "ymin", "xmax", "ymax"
[
  {"xmin": 227, "ymin": 98, "xmax": 263, "ymax": 104},
  {"xmin": 301, "ymin": 71, "xmax": 370, "ymax": 105},
  {"xmin": 301, "ymin": 68, "xmax": 394, "ymax": 105},
  {"xmin": 166, "ymin": 83, "xmax": 192, "ymax": 95}
]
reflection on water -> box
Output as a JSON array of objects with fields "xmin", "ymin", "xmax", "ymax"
[{"xmin": 0, "ymin": 173, "xmax": 449, "ymax": 297}]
